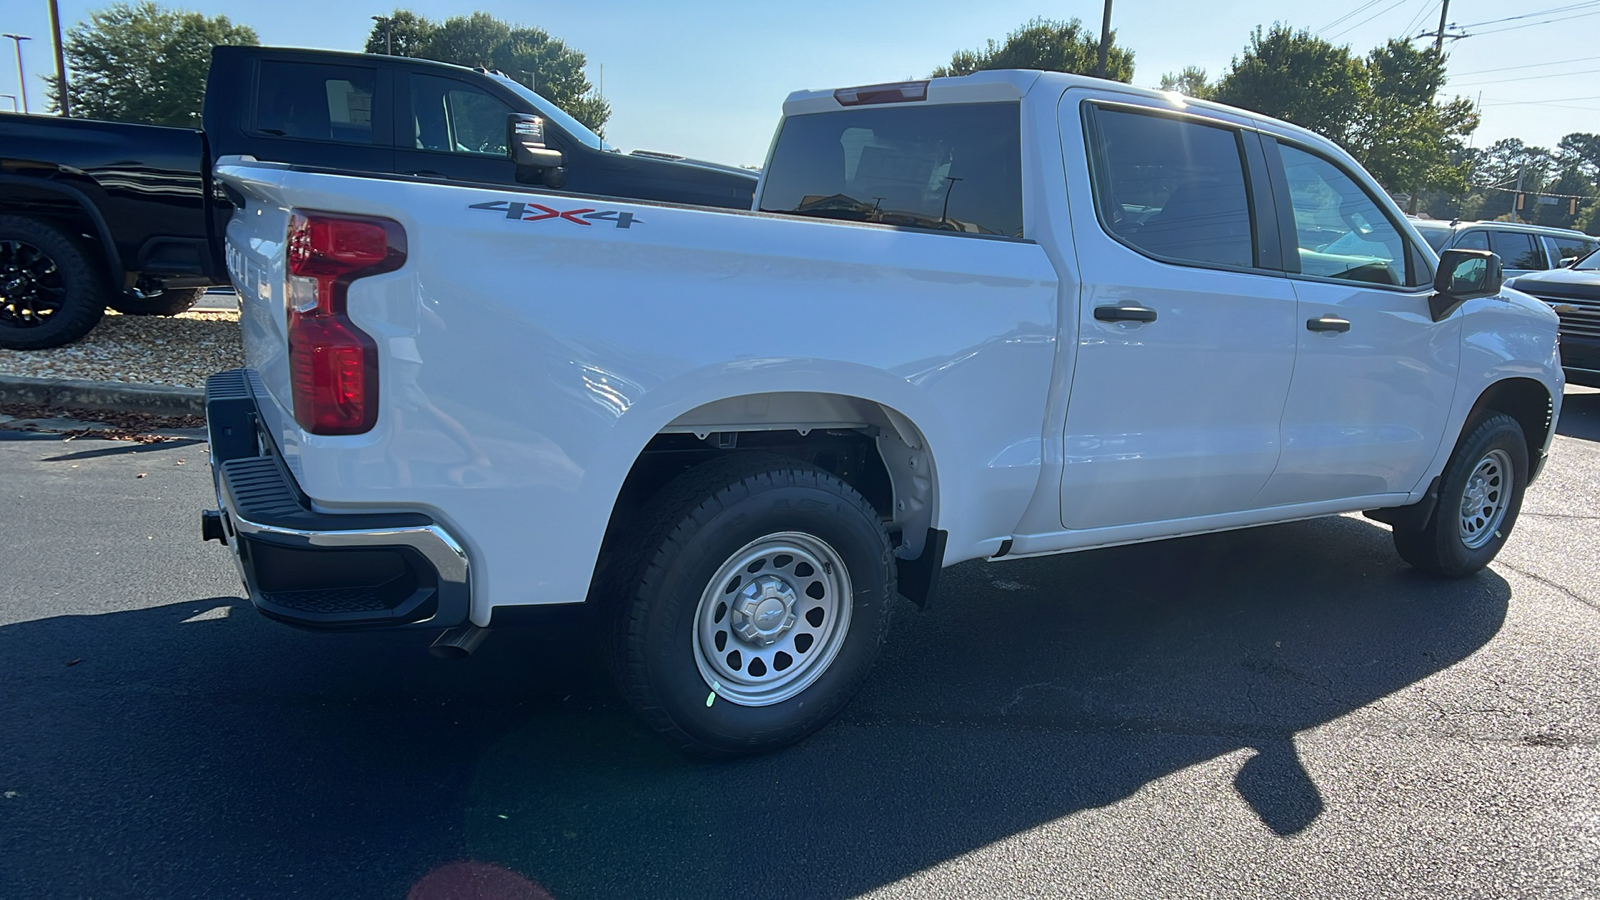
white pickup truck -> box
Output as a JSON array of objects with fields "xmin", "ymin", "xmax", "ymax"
[{"xmin": 203, "ymin": 70, "xmax": 1562, "ymax": 756}]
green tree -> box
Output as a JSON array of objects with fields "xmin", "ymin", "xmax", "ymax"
[
  {"xmin": 362, "ymin": 9, "xmax": 608, "ymax": 135},
  {"xmin": 1554, "ymin": 132, "xmax": 1600, "ymax": 182},
  {"xmin": 1159, "ymin": 66, "xmax": 1213, "ymax": 99},
  {"xmin": 54, "ymin": 2, "xmax": 257, "ymax": 125},
  {"xmin": 931, "ymin": 17, "xmax": 1134, "ymax": 82},
  {"xmin": 1346, "ymin": 41, "xmax": 1477, "ymax": 212},
  {"xmin": 1212, "ymin": 25, "xmax": 1366, "ymax": 145},
  {"xmin": 365, "ymin": 10, "xmax": 435, "ymax": 57}
]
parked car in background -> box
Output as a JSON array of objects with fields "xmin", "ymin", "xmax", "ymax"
[
  {"xmin": 0, "ymin": 46, "xmax": 757, "ymax": 351},
  {"xmin": 1507, "ymin": 247, "xmax": 1600, "ymax": 387},
  {"xmin": 1411, "ymin": 219, "xmax": 1598, "ymax": 279}
]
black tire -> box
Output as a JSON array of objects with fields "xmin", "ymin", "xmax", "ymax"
[
  {"xmin": 1393, "ymin": 413, "xmax": 1528, "ymax": 577},
  {"xmin": 0, "ymin": 215, "xmax": 107, "ymax": 350},
  {"xmin": 608, "ymin": 454, "xmax": 896, "ymax": 758},
  {"xmin": 107, "ymin": 287, "xmax": 206, "ymax": 316}
]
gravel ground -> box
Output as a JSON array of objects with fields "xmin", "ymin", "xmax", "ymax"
[{"xmin": 0, "ymin": 309, "xmax": 242, "ymax": 389}]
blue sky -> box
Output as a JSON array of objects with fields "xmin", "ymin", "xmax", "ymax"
[{"xmin": 4, "ymin": 1, "xmax": 1597, "ymax": 166}]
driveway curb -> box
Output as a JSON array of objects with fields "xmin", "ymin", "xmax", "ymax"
[{"xmin": 0, "ymin": 375, "xmax": 203, "ymax": 418}]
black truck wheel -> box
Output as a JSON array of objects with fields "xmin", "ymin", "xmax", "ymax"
[
  {"xmin": 608, "ymin": 454, "xmax": 896, "ymax": 757},
  {"xmin": 107, "ymin": 287, "xmax": 206, "ymax": 316},
  {"xmin": 0, "ymin": 216, "xmax": 107, "ymax": 350},
  {"xmin": 1393, "ymin": 414, "xmax": 1528, "ymax": 577}
]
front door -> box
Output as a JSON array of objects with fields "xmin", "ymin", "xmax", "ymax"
[
  {"xmin": 1254, "ymin": 138, "xmax": 1459, "ymax": 507},
  {"xmin": 1058, "ymin": 98, "xmax": 1299, "ymax": 530}
]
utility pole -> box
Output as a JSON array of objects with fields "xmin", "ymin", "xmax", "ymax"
[
  {"xmin": 48, "ymin": 0, "xmax": 68, "ymax": 115},
  {"xmin": 1096, "ymin": 0, "xmax": 1114, "ymax": 79},
  {"xmin": 1433, "ymin": 0, "xmax": 1451, "ymax": 54},
  {"xmin": 2, "ymin": 34, "xmax": 30, "ymax": 114},
  {"xmin": 371, "ymin": 16, "xmax": 391, "ymax": 55}
]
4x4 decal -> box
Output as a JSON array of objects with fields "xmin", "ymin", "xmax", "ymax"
[{"xmin": 469, "ymin": 200, "xmax": 640, "ymax": 229}]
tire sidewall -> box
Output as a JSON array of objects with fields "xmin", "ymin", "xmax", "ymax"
[
  {"xmin": 1432, "ymin": 417, "xmax": 1528, "ymax": 575},
  {"xmin": 636, "ymin": 480, "xmax": 893, "ymax": 754},
  {"xmin": 0, "ymin": 216, "xmax": 106, "ymax": 350}
]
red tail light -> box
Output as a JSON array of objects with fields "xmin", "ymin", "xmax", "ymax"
[{"xmin": 285, "ymin": 211, "xmax": 405, "ymax": 435}]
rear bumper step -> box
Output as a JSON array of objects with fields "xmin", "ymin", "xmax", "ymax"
[{"xmin": 204, "ymin": 369, "xmax": 471, "ymax": 630}]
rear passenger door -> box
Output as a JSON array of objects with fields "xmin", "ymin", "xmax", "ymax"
[
  {"xmin": 1057, "ymin": 97, "xmax": 1299, "ymax": 530},
  {"xmin": 248, "ymin": 59, "xmax": 393, "ymax": 173},
  {"xmin": 1488, "ymin": 229, "xmax": 1546, "ymax": 277}
]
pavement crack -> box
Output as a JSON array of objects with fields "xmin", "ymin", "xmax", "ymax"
[{"xmin": 1495, "ymin": 560, "xmax": 1600, "ymax": 616}]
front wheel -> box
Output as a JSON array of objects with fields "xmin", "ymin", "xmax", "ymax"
[
  {"xmin": 609, "ymin": 455, "xmax": 895, "ymax": 757},
  {"xmin": 1393, "ymin": 414, "xmax": 1528, "ymax": 577}
]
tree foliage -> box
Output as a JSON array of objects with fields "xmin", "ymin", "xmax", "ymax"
[
  {"xmin": 931, "ymin": 18, "xmax": 1134, "ymax": 83},
  {"xmin": 363, "ymin": 9, "xmax": 608, "ymax": 135},
  {"xmin": 1208, "ymin": 27, "xmax": 1477, "ymax": 207},
  {"xmin": 1159, "ymin": 66, "xmax": 1213, "ymax": 99},
  {"xmin": 55, "ymin": 2, "xmax": 257, "ymax": 125}
]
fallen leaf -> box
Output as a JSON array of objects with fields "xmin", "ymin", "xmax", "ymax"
[
  {"xmin": 136, "ymin": 473, "xmax": 147, "ymax": 479},
  {"xmin": 65, "ymin": 659, "xmax": 81, "ymax": 667}
]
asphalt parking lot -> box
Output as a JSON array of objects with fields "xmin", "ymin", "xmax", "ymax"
[{"xmin": 1, "ymin": 393, "xmax": 1597, "ymax": 899}]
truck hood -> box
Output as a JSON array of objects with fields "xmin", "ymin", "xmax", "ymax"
[
  {"xmin": 1499, "ymin": 285, "xmax": 1562, "ymax": 325},
  {"xmin": 628, "ymin": 150, "xmax": 758, "ymax": 181},
  {"xmin": 1506, "ymin": 267, "xmax": 1600, "ymax": 300}
]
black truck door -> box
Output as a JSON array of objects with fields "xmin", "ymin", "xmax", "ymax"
[{"xmin": 247, "ymin": 59, "xmax": 394, "ymax": 173}]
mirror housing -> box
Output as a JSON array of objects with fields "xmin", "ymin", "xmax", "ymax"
[
  {"xmin": 508, "ymin": 113, "xmax": 564, "ymax": 169},
  {"xmin": 1429, "ymin": 248, "xmax": 1502, "ymax": 322}
]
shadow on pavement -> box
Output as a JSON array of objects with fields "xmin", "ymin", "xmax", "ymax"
[
  {"xmin": 0, "ymin": 515, "xmax": 1507, "ymax": 899},
  {"xmin": 1557, "ymin": 388, "xmax": 1600, "ymax": 442}
]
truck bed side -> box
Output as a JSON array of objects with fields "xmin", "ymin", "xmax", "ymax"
[{"xmin": 219, "ymin": 163, "xmax": 1060, "ymax": 620}]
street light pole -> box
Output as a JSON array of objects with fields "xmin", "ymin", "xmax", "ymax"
[
  {"xmin": 1096, "ymin": 0, "xmax": 1114, "ymax": 79},
  {"xmin": 48, "ymin": 0, "xmax": 69, "ymax": 116},
  {"xmin": 371, "ymin": 16, "xmax": 391, "ymax": 55},
  {"xmin": 2, "ymin": 34, "xmax": 30, "ymax": 114}
]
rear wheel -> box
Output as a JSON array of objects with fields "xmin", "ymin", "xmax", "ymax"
[
  {"xmin": 1393, "ymin": 414, "xmax": 1528, "ymax": 577},
  {"xmin": 0, "ymin": 216, "xmax": 106, "ymax": 350},
  {"xmin": 107, "ymin": 286, "xmax": 206, "ymax": 316},
  {"xmin": 608, "ymin": 454, "xmax": 895, "ymax": 757}
]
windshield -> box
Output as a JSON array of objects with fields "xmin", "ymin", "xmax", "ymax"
[
  {"xmin": 489, "ymin": 74, "xmax": 614, "ymax": 152},
  {"xmin": 1575, "ymin": 247, "xmax": 1600, "ymax": 271},
  {"xmin": 1413, "ymin": 225, "xmax": 1451, "ymax": 252}
]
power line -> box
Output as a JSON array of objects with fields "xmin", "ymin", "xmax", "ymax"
[
  {"xmin": 1449, "ymin": 54, "xmax": 1600, "ymax": 77},
  {"xmin": 1481, "ymin": 95, "xmax": 1600, "ymax": 105},
  {"xmin": 1399, "ymin": 0, "xmax": 1440, "ymax": 38},
  {"xmin": 1451, "ymin": 66, "xmax": 1600, "ymax": 88},
  {"xmin": 1470, "ymin": 8, "xmax": 1600, "ymax": 35},
  {"xmin": 1453, "ymin": 1, "xmax": 1600, "ymax": 29},
  {"xmin": 1328, "ymin": 0, "xmax": 1414, "ymax": 40},
  {"xmin": 1315, "ymin": 0, "xmax": 1388, "ymax": 36}
]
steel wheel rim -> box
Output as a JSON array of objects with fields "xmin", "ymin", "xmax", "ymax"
[
  {"xmin": 692, "ymin": 531, "xmax": 852, "ymax": 707},
  {"xmin": 0, "ymin": 240, "xmax": 66, "ymax": 328},
  {"xmin": 1458, "ymin": 448, "xmax": 1513, "ymax": 550}
]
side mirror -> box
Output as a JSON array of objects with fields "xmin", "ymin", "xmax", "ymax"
[
  {"xmin": 508, "ymin": 113, "xmax": 564, "ymax": 169},
  {"xmin": 1558, "ymin": 258, "xmax": 1576, "ymax": 268},
  {"xmin": 1429, "ymin": 248, "xmax": 1502, "ymax": 322}
]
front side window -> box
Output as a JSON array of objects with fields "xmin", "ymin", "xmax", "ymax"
[
  {"xmin": 1489, "ymin": 231, "xmax": 1543, "ymax": 270},
  {"xmin": 256, "ymin": 61, "xmax": 375, "ymax": 144},
  {"xmin": 1088, "ymin": 108, "xmax": 1256, "ymax": 269},
  {"xmin": 410, "ymin": 75, "xmax": 511, "ymax": 156},
  {"xmin": 759, "ymin": 102, "xmax": 1023, "ymax": 238},
  {"xmin": 1453, "ymin": 230, "xmax": 1490, "ymax": 252},
  {"xmin": 1279, "ymin": 144, "xmax": 1415, "ymax": 286}
]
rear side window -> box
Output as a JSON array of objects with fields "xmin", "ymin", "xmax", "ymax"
[
  {"xmin": 1087, "ymin": 108, "xmax": 1256, "ymax": 269},
  {"xmin": 1489, "ymin": 230, "xmax": 1543, "ymax": 270},
  {"xmin": 759, "ymin": 102, "xmax": 1023, "ymax": 238},
  {"xmin": 256, "ymin": 61, "xmax": 376, "ymax": 144}
]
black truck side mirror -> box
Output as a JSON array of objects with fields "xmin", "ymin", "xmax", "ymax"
[
  {"xmin": 1429, "ymin": 248, "xmax": 1502, "ymax": 322},
  {"xmin": 508, "ymin": 113, "xmax": 564, "ymax": 170}
]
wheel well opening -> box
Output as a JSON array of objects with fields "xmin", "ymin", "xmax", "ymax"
[
  {"xmin": 0, "ymin": 189, "xmax": 109, "ymax": 265},
  {"xmin": 1469, "ymin": 378, "xmax": 1552, "ymax": 467}
]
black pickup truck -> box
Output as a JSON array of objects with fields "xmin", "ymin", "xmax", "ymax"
[{"xmin": 0, "ymin": 45, "xmax": 758, "ymax": 350}]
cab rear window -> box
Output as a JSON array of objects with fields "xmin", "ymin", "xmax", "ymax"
[{"xmin": 758, "ymin": 103, "xmax": 1023, "ymax": 238}]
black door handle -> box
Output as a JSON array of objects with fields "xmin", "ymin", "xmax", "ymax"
[
  {"xmin": 1094, "ymin": 305, "xmax": 1158, "ymax": 323},
  {"xmin": 1306, "ymin": 316, "xmax": 1351, "ymax": 333}
]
